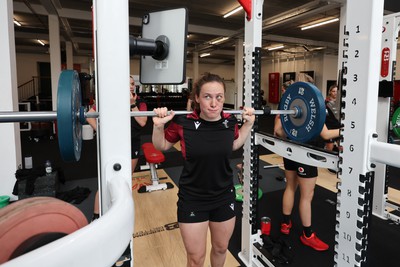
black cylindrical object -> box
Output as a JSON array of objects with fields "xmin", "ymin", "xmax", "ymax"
[
  {"xmin": 129, "ymin": 37, "xmax": 157, "ymax": 56},
  {"xmin": 129, "ymin": 36, "xmax": 169, "ymax": 60}
]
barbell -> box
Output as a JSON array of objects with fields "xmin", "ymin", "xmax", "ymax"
[{"xmin": 0, "ymin": 70, "xmax": 326, "ymax": 162}]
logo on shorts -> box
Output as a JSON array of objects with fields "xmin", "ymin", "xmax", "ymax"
[
  {"xmin": 194, "ymin": 121, "xmax": 201, "ymax": 129},
  {"xmin": 189, "ymin": 211, "xmax": 196, "ymax": 217},
  {"xmin": 230, "ymin": 203, "xmax": 235, "ymax": 211},
  {"xmin": 298, "ymin": 167, "xmax": 306, "ymax": 175}
]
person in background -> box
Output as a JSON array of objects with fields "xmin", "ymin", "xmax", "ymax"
[
  {"xmin": 87, "ymin": 76, "xmax": 147, "ymax": 221},
  {"xmin": 152, "ymin": 73, "xmax": 255, "ymax": 267},
  {"xmin": 325, "ymin": 84, "xmax": 341, "ymax": 152},
  {"xmin": 281, "ymin": 80, "xmax": 294, "ymax": 95},
  {"xmin": 274, "ymin": 76, "xmax": 340, "ymax": 251}
]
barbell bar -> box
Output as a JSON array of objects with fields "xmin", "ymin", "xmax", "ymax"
[
  {"xmin": 0, "ymin": 108, "xmax": 297, "ymax": 122},
  {"xmin": 0, "ymin": 107, "xmax": 298, "ymax": 122},
  {"xmin": 0, "ymin": 70, "xmax": 326, "ymax": 162}
]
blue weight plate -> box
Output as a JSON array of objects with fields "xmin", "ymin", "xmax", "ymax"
[
  {"xmin": 57, "ymin": 70, "xmax": 82, "ymax": 162},
  {"xmin": 279, "ymin": 82, "xmax": 325, "ymax": 143}
]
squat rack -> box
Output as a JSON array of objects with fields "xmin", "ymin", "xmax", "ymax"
[{"xmin": 239, "ymin": 0, "xmax": 400, "ymax": 267}]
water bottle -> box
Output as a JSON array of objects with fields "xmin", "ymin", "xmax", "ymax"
[{"xmin": 45, "ymin": 160, "xmax": 52, "ymax": 175}]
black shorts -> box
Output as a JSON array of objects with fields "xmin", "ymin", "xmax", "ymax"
[
  {"xmin": 131, "ymin": 138, "xmax": 140, "ymax": 159},
  {"xmin": 178, "ymin": 202, "xmax": 236, "ymax": 223},
  {"xmin": 283, "ymin": 157, "xmax": 318, "ymax": 178}
]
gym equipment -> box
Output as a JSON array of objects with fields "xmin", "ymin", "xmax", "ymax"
[
  {"xmin": 279, "ymin": 81, "xmax": 326, "ymax": 143},
  {"xmin": 138, "ymin": 143, "xmax": 173, "ymax": 193},
  {"xmin": 139, "ymin": 8, "xmax": 188, "ymax": 84},
  {"xmin": 0, "ymin": 70, "xmax": 326, "ymax": 162},
  {"xmin": 391, "ymin": 107, "xmax": 400, "ymax": 137},
  {"xmin": 57, "ymin": 70, "xmax": 82, "ymax": 162},
  {"xmin": 234, "ymin": 184, "xmax": 263, "ymax": 202},
  {"xmin": 0, "ymin": 197, "xmax": 87, "ymax": 264}
]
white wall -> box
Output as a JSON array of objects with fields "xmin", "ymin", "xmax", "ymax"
[
  {"xmin": 321, "ymin": 54, "xmax": 339, "ymax": 93},
  {"xmin": 16, "ymin": 53, "xmax": 92, "ymax": 85},
  {"xmin": 16, "ymin": 53, "xmax": 50, "ymax": 85},
  {"xmin": 261, "ymin": 53, "xmax": 326, "ymax": 109}
]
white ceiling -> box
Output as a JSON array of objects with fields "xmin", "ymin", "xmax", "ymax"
[{"xmin": 12, "ymin": 0, "xmax": 400, "ymax": 65}]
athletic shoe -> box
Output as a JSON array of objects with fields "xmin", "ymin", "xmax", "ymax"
[
  {"xmin": 300, "ymin": 232, "xmax": 329, "ymax": 251},
  {"xmin": 280, "ymin": 221, "xmax": 292, "ymax": 235}
]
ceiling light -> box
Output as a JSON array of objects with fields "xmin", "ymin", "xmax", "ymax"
[
  {"xmin": 223, "ymin": 6, "xmax": 243, "ymax": 18},
  {"xmin": 13, "ymin": 19, "xmax": 22, "ymax": 27},
  {"xmin": 265, "ymin": 45, "xmax": 284, "ymax": 51},
  {"xmin": 301, "ymin": 18, "xmax": 339, "ymax": 30},
  {"xmin": 210, "ymin": 37, "xmax": 229, "ymax": 45},
  {"xmin": 200, "ymin": 53, "xmax": 211, "ymax": 58},
  {"xmin": 37, "ymin": 39, "xmax": 46, "ymax": 46}
]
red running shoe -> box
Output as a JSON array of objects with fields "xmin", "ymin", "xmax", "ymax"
[
  {"xmin": 300, "ymin": 232, "xmax": 329, "ymax": 251},
  {"xmin": 280, "ymin": 221, "xmax": 292, "ymax": 235}
]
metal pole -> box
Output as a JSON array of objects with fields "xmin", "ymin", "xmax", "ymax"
[
  {"xmin": 0, "ymin": 111, "xmax": 57, "ymax": 122},
  {"xmin": 0, "ymin": 108, "xmax": 298, "ymax": 122}
]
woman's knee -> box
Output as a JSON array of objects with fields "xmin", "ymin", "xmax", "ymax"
[
  {"xmin": 300, "ymin": 189, "xmax": 314, "ymax": 201},
  {"xmin": 187, "ymin": 252, "xmax": 206, "ymax": 267},
  {"xmin": 211, "ymin": 239, "xmax": 229, "ymax": 254},
  {"xmin": 210, "ymin": 231, "xmax": 230, "ymax": 254}
]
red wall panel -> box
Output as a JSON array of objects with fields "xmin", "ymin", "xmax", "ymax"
[{"xmin": 268, "ymin": 72, "xmax": 280, "ymax": 104}]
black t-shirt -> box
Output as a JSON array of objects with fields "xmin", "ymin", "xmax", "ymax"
[
  {"xmin": 325, "ymin": 100, "xmax": 341, "ymax": 130},
  {"xmin": 164, "ymin": 110, "xmax": 239, "ymax": 210}
]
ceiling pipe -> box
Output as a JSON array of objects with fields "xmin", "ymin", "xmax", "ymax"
[
  {"xmin": 191, "ymin": 0, "xmax": 341, "ymax": 54},
  {"xmin": 262, "ymin": 1, "xmax": 341, "ymax": 31}
]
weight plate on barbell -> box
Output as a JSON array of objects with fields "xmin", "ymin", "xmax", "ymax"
[
  {"xmin": 392, "ymin": 107, "xmax": 400, "ymax": 138},
  {"xmin": 279, "ymin": 82, "xmax": 325, "ymax": 143},
  {"xmin": 57, "ymin": 70, "xmax": 82, "ymax": 162}
]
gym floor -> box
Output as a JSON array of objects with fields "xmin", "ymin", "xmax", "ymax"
[{"xmin": 17, "ymin": 116, "xmax": 400, "ymax": 266}]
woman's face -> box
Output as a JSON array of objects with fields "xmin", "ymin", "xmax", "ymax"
[
  {"xmin": 130, "ymin": 77, "xmax": 135, "ymax": 94},
  {"xmin": 195, "ymin": 81, "xmax": 225, "ymax": 121},
  {"xmin": 330, "ymin": 87, "xmax": 337, "ymax": 99}
]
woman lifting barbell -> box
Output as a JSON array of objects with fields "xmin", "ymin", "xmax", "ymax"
[
  {"xmin": 274, "ymin": 76, "xmax": 341, "ymax": 251},
  {"xmin": 152, "ymin": 73, "xmax": 255, "ymax": 267}
]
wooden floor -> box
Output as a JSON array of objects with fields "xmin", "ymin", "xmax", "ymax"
[{"xmin": 131, "ymin": 169, "xmax": 240, "ymax": 267}]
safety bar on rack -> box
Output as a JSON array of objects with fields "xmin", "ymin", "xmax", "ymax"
[
  {"xmin": 255, "ymin": 132, "xmax": 339, "ymax": 171},
  {"xmin": 2, "ymin": 175, "xmax": 134, "ymax": 267}
]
